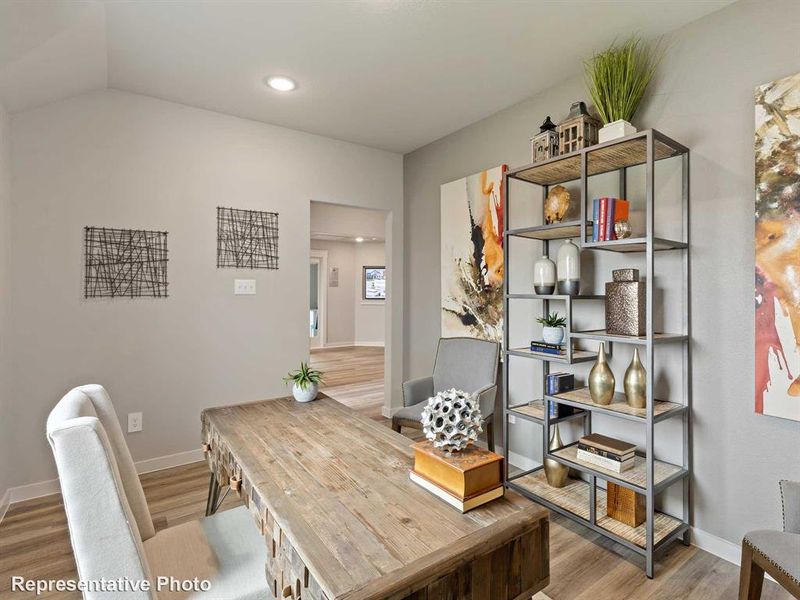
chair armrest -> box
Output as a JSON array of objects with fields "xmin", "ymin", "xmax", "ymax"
[
  {"xmin": 473, "ymin": 384, "xmax": 498, "ymax": 419},
  {"xmin": 402, "ymin": 376, "xmax": 434, "ymax": 407},
  {"xmin": 780, "ymin": 480, "xmax": 800, "ymax": 533}
]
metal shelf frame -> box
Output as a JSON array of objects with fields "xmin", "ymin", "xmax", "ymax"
[{"xmin": 501, "ymin": 129, "xmax": 691, "ymax": 579}]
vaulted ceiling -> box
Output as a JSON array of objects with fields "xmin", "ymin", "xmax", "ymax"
[{"xmin": 0, "ymin": 0, "xmax": 734, "ymax": 153}]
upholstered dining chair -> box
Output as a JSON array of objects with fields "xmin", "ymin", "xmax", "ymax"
[
  {"xmin": 392, "ymin": 337, "xmax": 500, "ymax": 451},
  {"xmin": 47, "ymin": 384, "xmax": 270, "ymax": 600},
  {"xmin": 738, "ymin": 480, "xmax": 800, "ymax": 600}
]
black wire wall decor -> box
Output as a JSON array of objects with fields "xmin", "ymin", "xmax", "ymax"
[
  {"xmin": 84, "ymin": 226, "xmax": 169, "ymax": 298},
  {"xmin": 216, "ymin": 207, "xmax": 279, "ymax": 269}
]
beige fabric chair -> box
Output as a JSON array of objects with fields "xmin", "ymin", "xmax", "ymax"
[{"xmin": 47, "ymin": 384, "xmax": 271, "ymax": 599}]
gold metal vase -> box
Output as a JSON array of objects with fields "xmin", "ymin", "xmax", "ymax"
[
  {"xmin": 544, "ymin": 424, "xmax": 569, "ymax": 488},
  {"xmin": 624, "ymin": 348, "xmax": 647, "ymax": 409},
  {"xmin": 588, "ymin": 342, "xmax": 615, "ymax": 405}
]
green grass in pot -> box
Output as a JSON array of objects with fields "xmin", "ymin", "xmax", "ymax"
[
  {"xmin": 283, "ymin": 362, "xmax": 325, "ymax": 390},
  {"xmin": 537, "ymin": 313, "xmax": 567, "ymax": 328}
]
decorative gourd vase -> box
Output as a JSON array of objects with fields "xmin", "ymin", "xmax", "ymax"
[
  {"xmin": 544, "ymin": 424, "xmax": 569, "ymax": 488},
  {"xmin": 292, "ymin": 383, "xmax": 318, "ymax": 403},
  {"xmin": 588, "ymin": 343, "xmax": 615, "ymax": 405},
  {"xmin": 624, "ymin": 348, "xmax": 647, "ymax": 409},
  {"xmin": 556, "ymin": 239, "xmax": 581, "ymax": 296},
  {"xmin": 533, "ymin": 256, "xmax": 556, "ymax": 295}
]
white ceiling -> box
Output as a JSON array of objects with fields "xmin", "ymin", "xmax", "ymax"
[{"xmin": 1, "ymin": 0, "xmax": 734, "ymax": 153}]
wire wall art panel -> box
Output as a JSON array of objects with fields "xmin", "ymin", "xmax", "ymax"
[
  {"xmin": 216, "ymin": 207, "xmax": 279, "ymax": 269},
  {"xmin": 84, "ymin": 226, "xmax": 169, "ymax": 298}
]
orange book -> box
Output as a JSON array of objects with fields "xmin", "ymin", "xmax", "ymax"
[
  {"xmin": 614, "ymin": 199, "xmax": 630, "ymax": 222},
  {"xmin": 411, "ymin": 441, "xmax": 503, "ymax": 500}
]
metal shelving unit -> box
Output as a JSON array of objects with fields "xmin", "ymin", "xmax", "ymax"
[{"xmin": 501, "ymin": 129, "xmax": 691, "ymax": 578}]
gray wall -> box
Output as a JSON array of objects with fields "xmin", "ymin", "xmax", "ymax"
[
  {"xmin": 404, "ymin": 0, "xmax": 800, "ymax": 546},
  {"xmin": 0, "ymin": 101, "xmax": 11, "ymax": 502},
  {"xmin": 9, "ymin": 89, "xmax": 403, "ymax": 488}
]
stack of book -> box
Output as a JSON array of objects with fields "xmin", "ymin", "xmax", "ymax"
[
  {"xmin": 576, "ymin": 433, "xmax": 636, "ymax": 473},
  {"xmin": 546, "ymin": 372, "xmax": 577, "ymax": 418},
  {"xmin": 409, "ymin": 441, "xmax": 504, "ymax": 513},
  {"xmin": 591, "ymin": 197, "xmax": 630, "ymax": 241},
  {"xmin": 530, "ymin": 340, "xmax": 565, "ymax": 356}
]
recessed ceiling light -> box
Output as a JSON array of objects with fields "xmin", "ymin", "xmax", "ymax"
[
  {"xmin": 355, "ymin": 237, "xmax": 364, "ymax": 242},
  {"xmin": 265, "ymin": 76, "xmax": 297, "ymax": 92}
]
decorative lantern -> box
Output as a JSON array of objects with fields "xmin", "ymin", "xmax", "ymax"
[
  {"xmin": 531, "ymin": 116, "xmax": 559, "ymax": 163},
  {"xmin": 557, "ymin": 101, "xmax": 600, "ymax": 154}
]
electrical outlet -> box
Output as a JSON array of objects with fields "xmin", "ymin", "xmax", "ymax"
[
  {"xmin": 234, "ymin": 279, "xmax": 256, "ymax": 295},
  {"xmin": 508, "ymin": 414, "xmax": 517, "ymax": 425},
  {"xmin": 127, "ymin": 412, "xmax": 143, "ymax": 433}
]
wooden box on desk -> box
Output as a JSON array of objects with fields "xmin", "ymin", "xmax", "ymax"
[
  {"xmin": 411, "ymin": 440, "xmax": 503, "ymax": 499},
  {"xmin": 607, "ymin": 482, "xmax": 645, "ymax": 527}
]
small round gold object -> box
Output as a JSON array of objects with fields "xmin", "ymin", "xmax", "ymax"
[
  {"xmin": 614, "ymin": 219, "xmax": 632, "ymax": 239},
  {"xmin": 544, "ymin": 185, "xmax": 571, "ymax": 225}
]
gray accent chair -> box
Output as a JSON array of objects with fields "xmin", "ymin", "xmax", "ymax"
[
  {"xmin": 738, "ymin": 480, "xmax": 800, "ymax": 599},
  {"xmin": 47, "ymin": 384, "xmax": 272, "ymax": 599},
  {"xmin": 392, "ymin": 337, "xmax": 500, "ymax": 451}
]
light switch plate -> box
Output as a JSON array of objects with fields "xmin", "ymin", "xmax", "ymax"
[
  {"xmin": 234, "ymin": 279, "xmax": 256, "ymax": 295},
  {"xmin": 128, "ymin": 412, "xmax": 143, "ymax": 433},
  {"xmin": 508, "ymin": 414, "xmax": 517, "ymax": 425}
]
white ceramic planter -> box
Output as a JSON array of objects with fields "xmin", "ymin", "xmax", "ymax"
[
  {"xmin": 598, "ymin": 119, "xmax": 637, "ymax": 143},
  {"xmin": 292, "ymin": 383, "xmax": 318, "ymax": 403},
  {"xmin": 542, "ymin": 326, "xmax": 565, "ymax": 345}
]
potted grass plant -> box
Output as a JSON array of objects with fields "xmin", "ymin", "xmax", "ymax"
[
  {"xmin": 537, "ymin": 312, "xmax": 567, "ymax": 345},
  {"xmin": 283, "ymin": 362, "xmax": 324, "ymax": 403},
  {"xmin": 585, "ymin": 35, "xmax": 663, "ymax": 143}
]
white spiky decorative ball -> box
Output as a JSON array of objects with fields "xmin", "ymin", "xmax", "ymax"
[{"xmin": 420, "ymin": 388, "xmax": 483, "ymax": 454}]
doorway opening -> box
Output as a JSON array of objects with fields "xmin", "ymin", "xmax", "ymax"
[{"xmin": 308, "ymin": 201, "xmax": 387, "ymax": 420}]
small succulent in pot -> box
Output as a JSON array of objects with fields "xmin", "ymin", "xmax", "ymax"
[
  {"xmin": 421, "ymin": 389, "xmax": 483, "ymax": 455},
  {"xmin": 537, "ymin": 312, "xmax": 567, "ymax": 345},
  {"xmin": 283, "ymin": 362, "xmax": 324, "ymax": 403}
]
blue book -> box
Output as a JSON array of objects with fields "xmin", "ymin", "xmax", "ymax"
[
  {"xmin": 592, "ymin": 199, "xmax": 600, "ymax": 241},
  {"xmin": 605, "ymin": 198, "xmax": 616, "ymax": 241},
  {"xmin": 530, "ymin": 344, "xmax": 564, "ymax": 355}
]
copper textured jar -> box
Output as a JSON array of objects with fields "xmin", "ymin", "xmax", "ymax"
[{"xmin": 589, "ymin": 342, "xmax": 615, "ymax": 405}]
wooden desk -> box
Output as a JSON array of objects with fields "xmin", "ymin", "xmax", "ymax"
[{"xmin": 201, "ymin": 395, "xmax": 549, "ymax": 600}]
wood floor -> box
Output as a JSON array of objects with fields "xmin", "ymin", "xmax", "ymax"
[{"xmin": 0, "ymin": 346, "xmax": 791, "ymax": 599}]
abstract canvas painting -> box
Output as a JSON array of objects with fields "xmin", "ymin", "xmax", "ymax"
[
  {"xmin": 755, "ymin": 72, "xmax": 800, "ymax": 421},
  {"xmin": 217, "ymin": 207, "xmax": 279, "ymax": 269},
  {"xmin": 441, "ymin": 166, "xmax": 505, "ymax": 343},
  {"xmin": 84, "ymin": 226, "xmax": 168, "ymax": 298}
]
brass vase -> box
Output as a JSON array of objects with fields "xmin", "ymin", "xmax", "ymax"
[
  {"xmin": 588, "ymin": 342, "xmax": 615, "ymax": 405},
  {"xmin": 544, "ymin": 424, "xmax": 569, "ymax": 488},
  {"xmin": 624, "ymin": 348, "xmax": 647, "ymax": 409}
]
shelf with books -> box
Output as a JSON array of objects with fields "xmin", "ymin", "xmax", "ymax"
[
  {"xmin": 545, "ymin": 388, "xmax": 686, "ymax": 423},
  {"xmin": 547, "ymin": 443, "xmax": 687, "ymax": 494},
  {"xmin": 507, "ymin": 470, "xmax": 686, "ymax": 552},
  {"xmin": 570, "ymin": 330, "xmax": 688, "ymax": 345},
  {"xmin": 508, "ymin": 399, "xmax": 586, "ymax": 425},
  {"xmin": 506, "ymin": 346, "xmax": 597, "ymax": 364},
  {"xmin": 505, "ymin": 221, "xmax": 588, "ymax": 241}
]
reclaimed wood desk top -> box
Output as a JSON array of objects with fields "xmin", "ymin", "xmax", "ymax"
[{"xmin": 201, "ymin": 394, "xmax": 548, "ymax": 600}]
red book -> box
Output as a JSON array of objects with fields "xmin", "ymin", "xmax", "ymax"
[{"xmin": 598, "ymin": 197, "xmax": 608, "ymax": 241}]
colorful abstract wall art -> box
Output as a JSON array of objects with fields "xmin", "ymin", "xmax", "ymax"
[
  {"xmin": 755, "ymin": 72, "xmax": 800, "ymax": 421},
  {"xmin": 440, "ymin": 166, "xmax": 506, "ymax": 343}
]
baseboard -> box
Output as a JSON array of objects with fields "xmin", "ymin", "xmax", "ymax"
[
  {"xmin": 382, "ymin": 405, "xmax": 398, "ymax": 418},
  {"xmin": 320, "ymin": 341, "xmax": 355, "ymax": 349},
  {"xmin": 3, "ymin": 448, "xmax": 206, "ymax": 508},
  {"xmin": 508, "ymin": 451, "xmax": 539, "ymax": 472},
  {"xmin": 354, "ymin": 341, "xmax": 384, "ymax": 347},
  {"xmin": 690, "ymin": 527, "xmax": 776, "ymax": 583},
  {"xmin": 0, "ymin": 488, "xmax": 10, "ymax": 524}
]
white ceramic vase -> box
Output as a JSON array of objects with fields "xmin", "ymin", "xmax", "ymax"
[
  {"xmin": 292, "ymin": 383, "xmax": 318, "ymax": 403},
  {"xmin": 533, "ymin": 256, "xmax": 556, "ymax": 295},
  {"xmin": 542, "ymin": 326, "xmax": 565, "ymax": 345},
  {"xmin": 556, "ymin": 239, "xmax": 581, "ymax": 296},
  {"xmin": 598, "ymin": 119, "xmax": 637, "ymax": 143}
]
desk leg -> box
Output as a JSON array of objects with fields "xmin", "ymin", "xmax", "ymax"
[{"xmin": 205, "ymin": 472, "xmax": 220, "ymax": 517}]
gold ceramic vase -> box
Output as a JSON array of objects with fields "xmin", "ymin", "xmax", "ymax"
[
  {"xmin": 624, "ymin": 348, "xmax": 647, "ymax": 409},
  {"xmin": 589, "ymin": 342, "xmax": 615, "ymax": 405},
  {"xmin": 544, "ymin": 424, "xmax": 569, "ymax": 488}
]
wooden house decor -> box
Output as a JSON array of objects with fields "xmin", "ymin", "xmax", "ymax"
[
  {"xmin": 531, "ymin": 116, "xmax": 559, "ymax": 163},
  {"xmin": 557, "ymin": 101, "xmax": 599, "ymax": 154}
]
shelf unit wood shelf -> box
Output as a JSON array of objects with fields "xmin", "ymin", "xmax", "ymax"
[
  {"xmin": 501, "ymin": 129, "xmax": 691, "ymax": 578},
  {"xmin": 508, "ymin": 471, "xmax": 686, "ymax": 552}
]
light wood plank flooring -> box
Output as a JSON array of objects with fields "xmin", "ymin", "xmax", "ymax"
[{"xmin": 0, "ymin": 346, "xmax": 791, "ymax": 599}]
